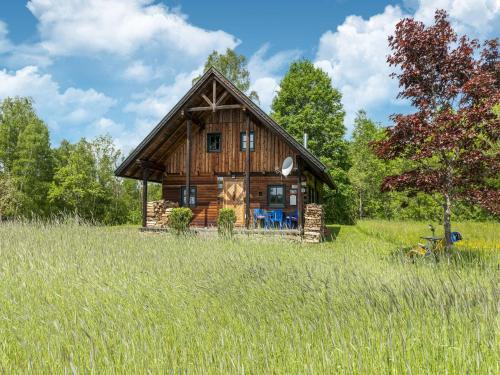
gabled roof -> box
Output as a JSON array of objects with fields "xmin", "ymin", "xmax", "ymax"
[{"xmin": 115, "ymin": 67, "xmax": 334, "ymax": 188}]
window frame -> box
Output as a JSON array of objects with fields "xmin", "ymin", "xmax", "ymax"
[
  {"xmin": 207, "ymin": 132, "xmax": 222, "ymax": 153},
  {"xmin": 267, "ymin": 184, "xmax": 285, "ymax": 208},
  {"xmin": 240, "ymin": 131, "xmax": 255, "ymax": 152},
  {"xmin": 180, "ymin": 185, "xmax": 197, "ymax": 207}
]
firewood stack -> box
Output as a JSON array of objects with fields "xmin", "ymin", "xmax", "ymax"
[
  {"xmin": 303, "ymin": 204, "xmax": 325, "ymax": 243},
  {"xmin": 146, "ymin": 200, "xmax": 178, "ymax": 228}
]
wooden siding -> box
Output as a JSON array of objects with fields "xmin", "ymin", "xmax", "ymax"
[
  {"xmin": 163, "ymin": 109, "xmax": 297, "ymax": 175},
  {"xmin": 158, "ymin": 108, "xmax": 322, "ymax": 227},
  {"xmin": 162, "ymin": 174, "xmax": 316, "ymax": 227}
]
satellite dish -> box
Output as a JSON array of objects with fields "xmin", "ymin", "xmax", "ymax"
[{"xmin": 281, "ymin": 156, "xmax": 294, "ymax": 177}]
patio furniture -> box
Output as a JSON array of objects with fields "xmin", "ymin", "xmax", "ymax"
[
  {"xmin": 253, "ymin": 208, "xmax": 267, "ymax": 228},
  {"xmin": 285, "ymin": 209, "xmax": 298, "ymax": 228},
  {"xmin": 267, "ymin": 209, "xmax": 284, "ymax": 229},
  {"xmin": 451, "ymin": 231, "xmax": 462, "ymax": 243}
]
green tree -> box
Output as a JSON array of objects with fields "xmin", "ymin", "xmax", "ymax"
[
  {"xmin": 193, "ymin": 48, "xmax": 259, "ymax": 102},
  {"xmin": 348, "ymin": 111, "xmax": 387, "ymax": 219},
  {"xmin": 48, "ymin": 139, "xmax": 105, "ymax": 221},
  {"xmin": 0, "ymin": 173, "xmax": 18, "ymax": 219},
  {"xmin": 91, "ymin": 135, "xmax": 130, "ymax": 225},
  {"xmin": 0, "ymin": 97, "xmax": 37, "ymax": 172},
  {"xmin": 52, "ymin": 139, "xmax": 76, "ymax": 171},
  {"xmin": 271, "ymin": 60, "xmax": 355, "ymax": 223},
  {"xmin": 348, "ymin": 111, "xmax": 493, "ymax": 222},
  {"xmin": 11, "ymin": 112, "xmax": 53, "ymax": 217}
]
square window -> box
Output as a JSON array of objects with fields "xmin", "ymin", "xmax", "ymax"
[
  {"xmin": 240, "ymin": 131, "xmax": 255, "ymax": 151},
  {"xmin": 268, "ymin": 185, "xmax": 285, "ymax": 207},
  {"xmin": 207, "ymin": 133, "xmax": 221, "ymax": 152},
  {"xmin": 180, "ymin": 186, "xmax": 197, "ymax": 206}
]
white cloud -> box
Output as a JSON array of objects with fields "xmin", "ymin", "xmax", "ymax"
[
  {"xmin": 248, "ymin": 44, "xmax": 300, "ymax": 112},
  {"xmin": 314, "ymin": 0, "xmax": 500, "ymax": 132},
  {"xmin": 125, "ymin": 67, "xmax": 202, "ymax": 119},
  {"xmin": 0, "ymin": 66, "xmax": 115, "ymax": 130},
  {"xmin": 0, "ymin": 21, "xmax": 12, "ymax": 53},
  {"xmin": 414, "ymin": 0, "xmax": 500, "ymax": 37},
  {"xmin": 123, "ymin": 60, "xmax": 155, "ymax": 82},
  {"xmin": 251, "ymin": 77, "xmax": 280, "ymax": 113},
  {"xmin": 3, "ymin": 44, "xmax": 53, "ymax": 68},
  {"xmin": 315, "ymin": 5, "xmax": 404, "ymax": 130},
  {"xmin": 93, "ymin": 117, "xmax": 133, "ymax": 150},
  {"xmin": 0, "ymin": 21, "xmax": 52, "ymax": 68},
  {"xmin": 27, "ymin": 0, "xmax": 239, "ymax": 61}
]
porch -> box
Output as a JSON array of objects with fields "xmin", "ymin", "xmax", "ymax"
[
  {"xmin": 144, "ymin": 197, "xmax": 303, "ymax": 230},
  {"xmin": 143, "ymin": 199, "xmax": 326, "ymax": 242}
]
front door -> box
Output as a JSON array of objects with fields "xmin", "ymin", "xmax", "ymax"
[{"xmin": 223, "ymin": 178, "xmax": 245, "ymax": 226}]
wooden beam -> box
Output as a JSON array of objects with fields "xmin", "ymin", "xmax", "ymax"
[
  {"xmin": 215, "ymin": 104, "xmax": 243, "ymax": 110},
  {"xmin": 245, "ymin": 112, "xmax": 251, "ymax": 229},
  {"xmin": 297, "ymin": 157, "xmax": 303, "ymax": 233},
  {"xmin": 185, "ymin": 118, "xmax": 191, "ymax": 207},
  {"xmin": 201, "ymin": 94, "xmax": 213, "ymax": 107},
  {"xmin": 142, "ymin": 168, "xmax": 149, "ymax": 228},
  {"xmin": 212, "ymin": 79, "xmax": 216, "ymax": 111},
  {"xmin": 187, "ymin": 106, "xmax": 213, "ymax": 112},
  {"xmin": 215, "ymin": 91, "xmax": 228, "ymax": 106},
  {"xmin": 211, "ymin": 171, "xmax": 298, "ymax": 177},
  {"xmin": 187, "ymin": 104, "xmax": 243, "ymax": 112}
]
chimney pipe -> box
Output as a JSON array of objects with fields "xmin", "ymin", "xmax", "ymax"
[{"xmin": 303, "ymin": 133, "xmax": 308, "ymax": 149}]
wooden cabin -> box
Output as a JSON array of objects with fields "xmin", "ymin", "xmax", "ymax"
[{"xmin": 115, "ymin": 68, "xmax": 334, "ymax": 229}]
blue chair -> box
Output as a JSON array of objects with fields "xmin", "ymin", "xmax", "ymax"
[
  {"xmin": 268, "ymin": 209, "xmax": 284, "ymax": 229},
  {"xmin": 253, "ymin": 208, "xmax": 267, "ymax": 228},
  {"xmin": 451, "ymin": 231, "xmax": 462, "ymax": 243},
  {"xmin": 286, "ymin": 210, "xmax": 298, "ymax": 229},
  {"xmin": 264, "ymin": 210, "xmax": 273, "ymax": 229}
]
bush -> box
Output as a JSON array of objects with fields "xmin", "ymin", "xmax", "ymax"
[
  {"xmin": 168, "ymin": 207, "xmax": 193, "ymax": 235},
  {"xmin": 217, "ymin": 208, "xmax": 237, "ymax": 238}
]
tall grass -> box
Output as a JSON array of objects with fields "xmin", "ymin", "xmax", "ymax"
[{"xmin": 0, "ymin": 220, "xmax": 498, "ymax": 373}]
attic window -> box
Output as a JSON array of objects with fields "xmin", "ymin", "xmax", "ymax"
[
  {"xmin": 207, "ymin": 133, "xmax": 221, "ymax": 152},
  {"xmin": 240, "ymin": 131, "xmax": 255, "ymax": 151}
]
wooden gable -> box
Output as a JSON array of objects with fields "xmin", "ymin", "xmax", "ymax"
[
  {"xmin": 115, "ymin": 68, "xmax": 334, "ymax": 188},
  {"xmin": 163, "ymin": 109, "xmax": 297, "ymax": 175}
]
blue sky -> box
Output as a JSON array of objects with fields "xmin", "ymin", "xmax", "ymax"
[{"xmin": 0, "ymin": 0, "xmax": 498, "ymax": 151}]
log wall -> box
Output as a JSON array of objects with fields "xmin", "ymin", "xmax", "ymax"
[{"xmin": 162, "ymin": 175, "xmax": 310, "ymax": 227}]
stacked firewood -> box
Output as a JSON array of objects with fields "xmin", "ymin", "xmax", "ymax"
[
  {"xmin": 146, "ymin": 200, "xmax": 178, "ymax": 228},
  {"xmin": 303, "ymin": 204, "xmax": 325, "ymax": 243}
]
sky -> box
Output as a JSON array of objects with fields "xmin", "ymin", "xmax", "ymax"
[{"xmin": 0, "ymin": 0, "xmax": 498, "ymax": 152}]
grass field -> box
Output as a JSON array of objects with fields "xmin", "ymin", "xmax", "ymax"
[{"xmin": 0, "ymin": 220, "xmax": 498, "ymax": 373}]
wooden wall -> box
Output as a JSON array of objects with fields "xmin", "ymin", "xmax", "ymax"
[
  {"xmin": 162, "ymin": 174, "xmax": 320, "ymax": 227},
  {"xmin": 164, "ymin": 109, "xmax": 297, "ymax": 175}
]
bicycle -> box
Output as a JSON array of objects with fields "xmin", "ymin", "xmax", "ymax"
[{"xmin": 407, "ymin": 224, "xmax": 462, "ymax": 258}]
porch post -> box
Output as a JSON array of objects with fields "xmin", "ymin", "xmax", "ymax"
[
  {"xmin": 185, "ymin": 118, "xmax": 191, "ymax": 206},
  {"xmin": 245, "ymin": 111, "xmax": 251, "ymax": 228},
  {"xmin": 297, "ymin": 157, "xmax": 303, "ymax": 232},
  {"xmin": 142, "ymin": 168, "xmax": 149, "ymax": 228}
]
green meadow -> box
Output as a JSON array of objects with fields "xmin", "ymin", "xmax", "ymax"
[{"xmin": 0, "ymin": 221, "xmax": 498, "ymax": 373}]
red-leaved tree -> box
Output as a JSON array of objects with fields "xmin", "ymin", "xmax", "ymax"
[{"xmin": 375, "ymin": 10, "xmax": 499, "ymax": 251}]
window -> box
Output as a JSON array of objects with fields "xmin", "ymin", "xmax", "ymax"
[
  {"xmin": 207, "ymin": 133, "xmax": 221, "ymax": 152},
  {"xmin": 240, "ymin": 131, "xmax": 255, "ymax": 151},
  {"xmin": 180, "ymin": 186, "xmax": 197, "ymax": 206},
  {"xmin": 268, "ymin": 185, "xmax": 285, "ymax": 207}
]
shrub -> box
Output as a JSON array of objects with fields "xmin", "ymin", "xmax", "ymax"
[
  {"xmin": 168, "ymin": 207, "xmax": 193, "ymax": 235},
  {"xmin": 217, "ymin": 208, "xmax": 237, "ymax": 238}
]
